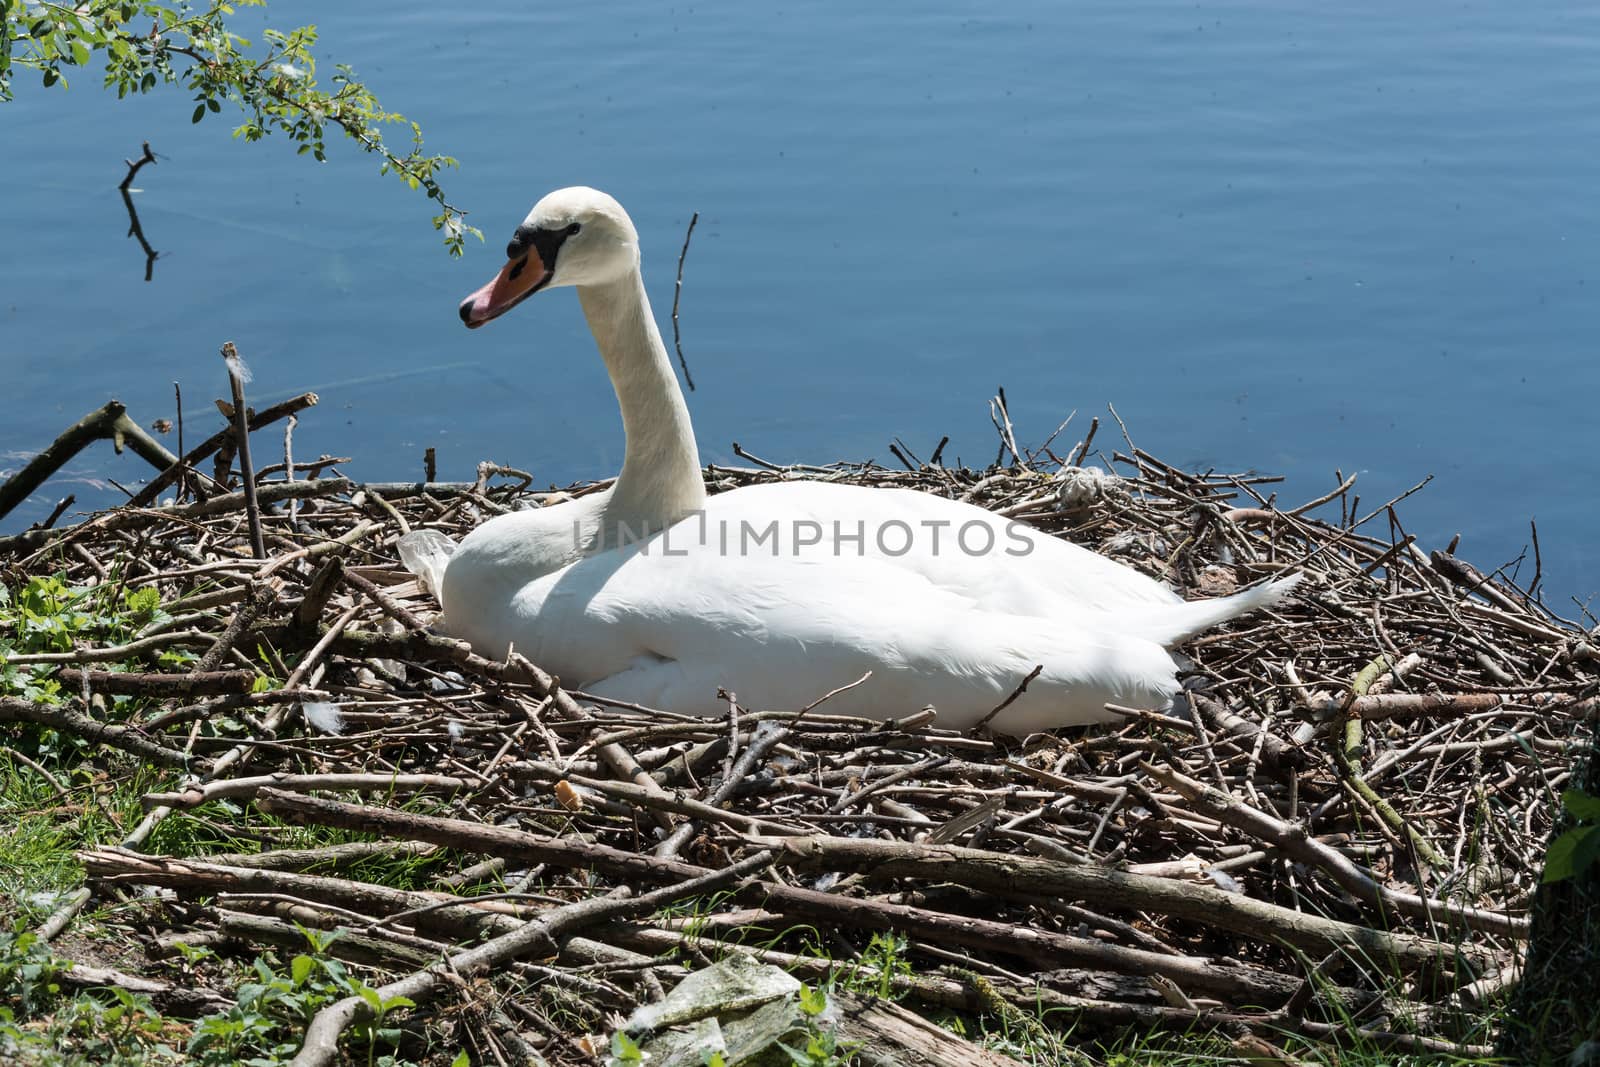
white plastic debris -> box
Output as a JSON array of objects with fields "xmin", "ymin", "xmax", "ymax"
[
  {"xmin": 623, "ymin": 954, "xmax": 800, "ymax": 1035},
  {"xmin": 397, "ymin": 528, "xmax": 458, "ymax": 599}
]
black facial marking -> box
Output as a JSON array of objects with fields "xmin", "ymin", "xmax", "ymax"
[
  {"xmin": 506, "ymin": 222, "xmax": 579, "ymax": 267},
  {"xmin": 507, "ymin": 256, "xmax": 528, "ymax": 281}
]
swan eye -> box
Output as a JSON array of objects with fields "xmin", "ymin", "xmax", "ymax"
[{"xmin": 566, "ymin": 222, "xmax": 582, "ymax": 236}]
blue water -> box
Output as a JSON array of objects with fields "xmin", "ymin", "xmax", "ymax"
[{"xmin": 3, "ymin": 1, "xmax": 1597, "ymax": 608}]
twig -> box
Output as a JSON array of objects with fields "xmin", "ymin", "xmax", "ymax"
[
  {"xmin": 670, "ymin": 210, "xmax": 699, "ymax": 392},
  {"xmin": 117, "ymin": 141, "xmax": 159, "ymax": 280},
  {"xmin": 36, "ymin": 494, "xmax": 75, "ymax": 530},
  {"xmin": 283, "ymin": 413, "xmax": 300, "ymax": 532},
  {"xmin": 1140, "ymin": 761, "xmax": 1519, "ymax": 937},
  {"xmin": 288, "ymin": 850, "xmax": 774, "ymax": 1067},
  {"xmin": 0, "ymin": 697, "xmax": 201, "ymax": 769},
  {"xmin": 1071, "ymin": 416, "xmax": 1100, "ymax": 467},
  {"xmin": 970, "ymin": 664, "xmax": 1043, "ymax": 733},
  {"xmin": 172, "ymin": 381, "xmax": 188, "ymax": 501},
  {"xmin": 221, "ymin": 342, "xmax": 266, "ymax": 558},
  {"xmin": 127, "ymin": 391, "xmax": 319, "ymax": 508}
]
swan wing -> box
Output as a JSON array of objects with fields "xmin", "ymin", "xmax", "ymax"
[{"xmin": 456, "ymin": 538, "xmax": 1182, "ymax": 731}]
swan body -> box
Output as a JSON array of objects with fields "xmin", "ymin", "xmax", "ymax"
[{"xmin": 407, "ymin": 187, "xmax": 1297, "ymax": 733}]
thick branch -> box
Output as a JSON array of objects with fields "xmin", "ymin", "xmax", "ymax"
[
  {"xmin": 288, "ymin": 850, "xmax": 774, "ymax": 1067},
  {"xmin": 0, "ymin": 696, "xmax": 203, "ymax": 769},
  {"xmin": 0, "ymin": 400, "xmax": 177, "ymax": 522},
  {"xmin": 251, "ymin": 789, "xmax": 1483, "ymax": 975}
]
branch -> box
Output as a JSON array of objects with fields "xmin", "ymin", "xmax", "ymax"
[
  {"xmin": 0, "ymin": 400, "xmax": 178, "ymax": 522},
  {"xmin": 118, "ymin": 141, "xmax": 160, "ymax": 280},
  {"xmin": 288, "ymin": 850, "xmax": 775, "ymax": 1067},
  {"xmin": 251, "ymin": 789, "xmax": 1484, "ymax": 976},
  {"xmin": 0, "ymin": 697, "xmax": 204, "ymax": 770},
  {"xmin": 127, "ymin": 391, "xmax": 319, "ymax": 507},
  {"xmin": 670, "ymin": 211, "xmax": 698, "ymax": 391}
]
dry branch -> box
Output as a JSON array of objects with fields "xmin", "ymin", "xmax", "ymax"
[{"xmin": 0, "ymin": 399, "xmax": 177, "ymax": 522}]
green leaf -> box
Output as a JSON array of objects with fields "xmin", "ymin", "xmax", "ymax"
[
  {"xmin": 798, "ymin": 985, "xmax": 828, "ymax": 1017},
  {"xmin": 1572, "ymin": 823, "xmax": 1600, "ymax": 879},
  {"xmin": 290, "ymin": 954, "xmax": 314, "ymax": 985},
  {"xmin": 1563, "ymin": 789, "xmax": 1600, "ymax": 823},
  {"xmin": 191, "ymin": 102, "xmax": 206, "ymax": 123},
  {"xmin": 610, "ymin": 1030, "xmax": 644, "ymax": 1063},
  {"xmin": 451, "ymin": 1053, "xmax": 471, "ymax": 1067},
  {"xmin": 358, "ymin": 985, "xmax": 382, "ymax": 1014},
  {"xmin": 1543, "ymin": 826, "xmax": 1593, "ymax": 883},
  {"xmin": 125, "ymin": 586, "xmax": 161, "ymax": 617}
]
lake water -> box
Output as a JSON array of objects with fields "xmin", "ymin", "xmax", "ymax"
[{"xmin": 3, "ymin": 1, "xmax": 1597, "ymax": 611}]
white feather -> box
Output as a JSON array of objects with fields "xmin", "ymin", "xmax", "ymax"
[
  {"xmin": 224, "ymin": 350, "xmax": 252, "ymax": 385},
  {"xmin": 301, "ymin": 701, "xmax": 345, "ymax": 735}
]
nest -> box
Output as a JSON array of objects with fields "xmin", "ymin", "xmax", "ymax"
[{"xmin": 2, "ymin": 398, "xmax": 1596, "ymax": 1065}]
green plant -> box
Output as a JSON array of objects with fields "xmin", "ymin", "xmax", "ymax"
[
  {"xmin": 0, "ymin": 923, "xmax": 184, "ymax": 1065},
  {"xmin": 0, "ymin": 987, "xmax": 187, "ymax": 1066},
  {"xmin": 0, "ymin": 0, "xmax": 480, "ymax": 255},
  {"xmin": 843, "ymin": 933, "xmax": 910, "ymax": 1001},
  {"xmin": 0, "ymin": 923, "xmax": 71, "ymax": 1015},
  {"xmin": 0, "ymin": 573, "xmax": 171, "ymax": 703},
  {"xmin": 188, "ymin": 926, "xmax": 415, "ymax": 1067},
  {"xmin": 776, "ymin": 984, "xmax": 855, "ymax": 1067},
  {"xmin": 1542, "ymin": 788, "xmax": 1600, "ymax": 883},
  {"xmin": 607, "ymin": 1029, "xmax": 647, "ymax": 1066},
  {"xmin": 0, "ymin": 921, "xmax": 440, "ymax": 1066}
]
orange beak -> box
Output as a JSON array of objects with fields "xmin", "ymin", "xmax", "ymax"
[{"xmin": 458, "ymin": 249, "xmax": 552, "ymax": 329}]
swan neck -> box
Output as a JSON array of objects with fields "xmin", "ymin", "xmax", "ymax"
[{"xmin": 577, "ymin": 270, "xmax": 705, "ymax": 532}]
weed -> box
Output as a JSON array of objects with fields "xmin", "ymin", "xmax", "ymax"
[
  {"xmin": 1542, "ymin": 788, "xmax": 1600, "ymax": 883},
  {"xmin": 0, "ymin": 919, "xmax": 448, "ymax": 1066},
  {"xmin": 775, "ymin": 984, "xmax": 856, "ymax": 1067}
]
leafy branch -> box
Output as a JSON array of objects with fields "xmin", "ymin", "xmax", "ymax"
[{"xmin": 0, "ymin": 0, "xmax": 482, "ymax": 255}]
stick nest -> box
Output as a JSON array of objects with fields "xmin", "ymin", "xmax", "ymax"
[{"xmin": 3, "ymin": 420, "xmax": 1596, "ymax": 1065}]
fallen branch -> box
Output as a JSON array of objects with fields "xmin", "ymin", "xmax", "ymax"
[
  {"xmin": 288, "ymin": 849, "xmax": 775, "ymax": 1067},
  {"xmin": 0, "ymin": 696, "xmax": 203, "ymax": 769},
  {"xmin": 0, "ymin": 400, "xmax": 177, "ymax": 522}
]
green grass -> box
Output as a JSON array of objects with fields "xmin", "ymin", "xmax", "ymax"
[{"xmin": 0, "ymin": 751, "xmax": 144, "ymax": 915}]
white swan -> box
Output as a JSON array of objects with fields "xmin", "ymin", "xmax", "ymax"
[{"xmin": 401, "ymin": 187, "xmax": 1297, "ymax": 733}]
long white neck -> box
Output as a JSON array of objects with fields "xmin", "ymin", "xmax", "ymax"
[{"xmin": 577, "ymin": 269, "xmax": 706, "ymax": 536}]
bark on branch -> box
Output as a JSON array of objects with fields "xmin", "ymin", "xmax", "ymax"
[{"xmin": 0, "ymin": 400, "xmax": 178, "ymax": 522}]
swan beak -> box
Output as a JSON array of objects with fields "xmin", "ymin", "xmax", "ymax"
[{"xmin": 459, "ymin": 252, "xmax": 552, "ymax": 329}]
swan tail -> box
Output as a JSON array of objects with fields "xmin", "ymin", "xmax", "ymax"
[
  {"xmin": 397, "ymin": 529, "xmax": 458, "ymax": 602},
  {"xmin": 1135, "ymin": 573, "xmax": 1302, "ymax": 648}
]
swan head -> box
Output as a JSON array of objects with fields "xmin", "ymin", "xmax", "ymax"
[{"xmin": 459, "ymin": 186, "xmax": 639, "ymax": 329}]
